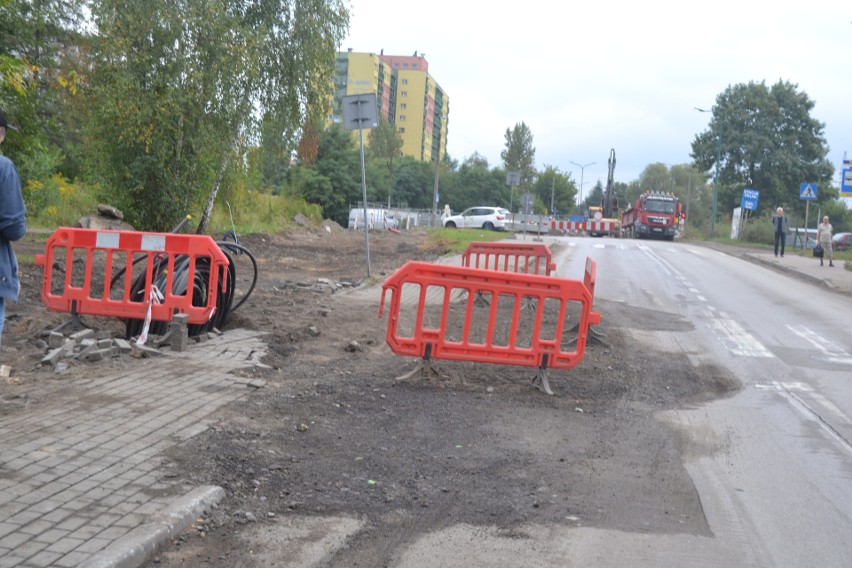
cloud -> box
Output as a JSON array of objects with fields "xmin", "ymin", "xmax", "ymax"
[{"xmin": 343, "ymin": 0, "xmax": 852, "ymax": 187}]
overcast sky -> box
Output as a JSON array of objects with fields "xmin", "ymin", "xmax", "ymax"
[{"xmin": 342, "ymin": 0, "xmax": 850, "ymax": 195}]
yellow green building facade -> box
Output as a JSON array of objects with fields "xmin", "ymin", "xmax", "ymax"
[{"xmin": 333, "ymin": 50, "xmax": 449, "ymax": 163}]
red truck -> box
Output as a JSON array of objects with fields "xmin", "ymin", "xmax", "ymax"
[{"xmin": 621, "ymin": 191, "xmax": 682, "ymax": 241}]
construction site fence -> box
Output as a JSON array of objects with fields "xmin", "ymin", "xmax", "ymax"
[
  {"xmin": 35, "ymin": 228, "xmax": 230, "ymax": 325},
  {"xmin": 462, "ymin": 241, "xmax": 557, "ymax": 276},
  {"xmin": 347, "ymin": 202, "xmax": 557, "ymax": 233},
  {"xmin": 379, "ymin": 258, "xmax": 601, "ymax": 371}
]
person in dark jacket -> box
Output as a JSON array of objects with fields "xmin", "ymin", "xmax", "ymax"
[
  {"xmin": 0, "ymin": 110, "xmax": 27, "ymax": 348},
  {"xmin": 773, "ymin": 207, "xmax": 788, "ymax": 257}
]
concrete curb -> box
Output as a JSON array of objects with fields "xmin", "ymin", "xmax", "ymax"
[{"xmin": 80, "ymin": 485, "xmax": 225, "ymax": 568}]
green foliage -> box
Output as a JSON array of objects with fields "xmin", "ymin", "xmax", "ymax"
[
  {"xmin": 389, "ymin": 156, "xmax": 435, "ymax": 210},
  {"xmin": 367, "ymin": 114, "xmax": 404, "ymax": 183},
  {"xmin": 532, "ymin": 165, "xmax": 576, "ymax": 216},
  {"xmin": 439, "ymin": 153, "xmax": 508, "ymax": 213},
  {"xmin": 290, "ymin": 125, "xmax": 361, "ymax": 224},
  {"xmin": 204, "ymin": 191, "xmax": 322, "ymax": 236},
  {"xmin": 85, "ymin": 0, "xmax": 349, "ymax": 232},
  {"xmin": 500, "ymin": 122, "xmax": 536, "ymax": 194},
  {"xmin": 738, "ymin": 212, "xmax": 775, "ymax": 245},
  {"xmin": 24, "ymin": 174, "xmax": 100, "ymax": 228},
  {"xmin": 582, "ymin": 181, "xmax": 604, "ymax": 212},
  {"xmin": 1, "ymin": 0, "xmax": 88, "ymax": 178},
  {"xmin": 691, "ymin": 81, "xmax": 833, "ymax": 224}
]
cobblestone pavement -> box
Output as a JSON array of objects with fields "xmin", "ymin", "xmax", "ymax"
[{"xmin": 0, "ymin": 329, "xmax": 269, "ymax": 568}]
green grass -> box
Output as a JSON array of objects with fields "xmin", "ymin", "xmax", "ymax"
[{"xmin": 428, "ymin": 227, "xmax": 512, "ymax": 253}]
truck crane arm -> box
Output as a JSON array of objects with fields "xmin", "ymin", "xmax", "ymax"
[{"xmin": 604, "ymin": 148, "xmax": 616, "ymax": 219}]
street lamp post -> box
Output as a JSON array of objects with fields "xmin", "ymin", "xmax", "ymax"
[
  {"xmin": 550, "ymin": 167, "xmax": 558, "ymax": 215},
  {"xmin": 695, "ymin": 107, "xmax": 720, "ymax": 235},
  {"xmin": 569, "ymin": 161, "xmax": 595, "ymax": 207}
]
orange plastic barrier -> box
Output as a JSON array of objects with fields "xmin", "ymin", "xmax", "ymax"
[
  {"xmin": 462, "ymin": 241, "xmax": 556, "ymax": 276},
  {"xmin": 379, "ymin": 259, "xmax": 601, "ymax": 394},
  {"xmin": 35, "ymin": 228, "xmax": 229, "ymax": 325}
]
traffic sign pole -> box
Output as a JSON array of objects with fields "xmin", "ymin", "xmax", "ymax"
[
  {"xmin": 804, "ymin": 201, "xmax": 809, "ymax": 249},
  {"xmin": 799, "ymin": 183, "xmax": 818, "ymax": 249}
]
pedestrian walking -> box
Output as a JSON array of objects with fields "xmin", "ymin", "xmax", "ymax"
[
  {"xmin": 773, "ymin": 207, "xmax": 788, "ymax": 257},
  {"xmin": 817, "ymin": 215, "xmax": 833, "ymax": 267},
  {"xmin": 0, "ymin": 109, "xmax": 28, "ymax": 349}
]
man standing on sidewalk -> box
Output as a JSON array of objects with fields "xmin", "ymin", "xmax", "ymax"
[
  {"xmin": 818, "ymin": 215, "xmax": 834, "ymax": 267},
  {"xmin": 0, "ymin": 109, "xmax": 28, "ymax": 349},
  {"xmin": 773, "ymin": 207, "xmax": 788, "ymax": 257}
]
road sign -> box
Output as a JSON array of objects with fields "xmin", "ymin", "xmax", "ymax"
[
  {"xmin": 341, "ymin": 93, "xmax": 378, "ymax": 131},
  {"xmin": 741, "ymin": 188, "xmax": 759, "ymax": 211},
  {"xmin": 799, "ymin": 183, "xmax": 817, "ymax": 200},
  {"xmin": 842, "ymin": 169, "xmax": 852, "ymax": 196},
  {"xmin": 506, "ymin": 172, "xmax": 521, "ymax": 186}
]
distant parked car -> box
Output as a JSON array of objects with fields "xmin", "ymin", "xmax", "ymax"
[
  {"xmin": 442, "ymin": 206, "xmax": 507, "ymax": 230},
  {"xmin": 833, "ymin": 232, "xmax": 852, "ymax": 252}
]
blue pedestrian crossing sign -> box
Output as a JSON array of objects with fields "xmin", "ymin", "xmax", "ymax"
[{"xmin": 800, "ymin": 183, "xmax": 818, "ymax": 200}]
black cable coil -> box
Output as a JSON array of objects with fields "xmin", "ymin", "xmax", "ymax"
[{"xmin": 122, "ymin": 241, "xmax": 258, "ymax": 340}]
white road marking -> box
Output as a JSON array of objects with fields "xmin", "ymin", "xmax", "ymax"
[
  {"xmin": 755, "ymin": 381, "xmax": 813, "ymax": 392},
  {"xmin": 606, "ymin": 241, "xmax": 775, "ymax": 360},
  {"xmin": 786, "ymin": 325, "xmax": 852, "ymax": 365},
  {"xmin": 710, "ymin": 317, "xmax": 774, "ymax": 358}
]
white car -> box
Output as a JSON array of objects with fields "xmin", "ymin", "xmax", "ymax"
[{"xmin": 442, "ymin": 206, "xmax": 508, "ymax": 230}]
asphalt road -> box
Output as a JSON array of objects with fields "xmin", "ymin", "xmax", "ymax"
[{"xmin": 549, "ymin": 236, "xmax": 852, "ymax": 567}]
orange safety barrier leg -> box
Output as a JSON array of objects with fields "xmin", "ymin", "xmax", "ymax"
[
  {"xmin": 394, "ymin": 343, "xmax": 448, "ymax": 383},
  {"xmin": 48, "ymin": 299, "xmax": 89, "ymax": 335},
  {"xmin": 532, "ymin": 353, "xmax": 554, "ymax": 395}
]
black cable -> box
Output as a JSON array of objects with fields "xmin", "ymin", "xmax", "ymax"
[{"xmin": 123, "ymin": 241, "xmax": 258, "ymax": 340}]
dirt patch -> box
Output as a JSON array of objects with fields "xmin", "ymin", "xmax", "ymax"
[{"xmin": 1, "ymin": 227, "xmax": 741, "ymax": 567}]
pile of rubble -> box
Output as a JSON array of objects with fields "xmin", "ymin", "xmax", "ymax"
[
  {"xmin": 38, "ymin": 314, "xmax": 215, "ymax": 371},
  {"xmin": 274, "ymin": 277, "xmax": 357, "ymax": 294}
]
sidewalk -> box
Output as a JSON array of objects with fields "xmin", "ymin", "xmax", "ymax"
[
  {"xmin": 742, "ymin": 250, "xmax": 852, "ymax": 296},
  {"xmin": 0, "ymin": 330, "xmax": 270, "ymax": 568}
]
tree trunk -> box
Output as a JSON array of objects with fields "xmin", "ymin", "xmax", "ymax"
[{"xmin": 196, "ymin": 140, "xmax": 235, "ymax": 235}]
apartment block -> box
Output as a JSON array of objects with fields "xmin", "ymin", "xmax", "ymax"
[{"xmin": 333, "ymin": 50, "xmax": 449, "ymax": 163}]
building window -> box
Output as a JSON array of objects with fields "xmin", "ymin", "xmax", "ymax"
[
  {"xmin": 399, "ymin": 127, "xmax": 405, "ymax": 133},
  {"xmin": 402, "ymin": 78, "xmax": 408, "ymax": 85},
  {"xmin": 399, "ymin": 115, "xmax": 406, "ymax": 121},
  {"xmin": 401, "ymin": 91, "xmax": 407, "ymax": 97},
  {"xmin": 400, "ymin": 103, "xmax": 406, "ymax": 109}
]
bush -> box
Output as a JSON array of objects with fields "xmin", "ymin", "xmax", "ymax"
[
  {"xmin": 204, "ymin": 191, "xmax": 323, "ymax": 236},
  {"xmin": 739, "ymin": 214, "xmax": 774, "ymax": 245},
  {"xmin": 24, "ymin": 174, "xmax": 100, "ymax": 228}
]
